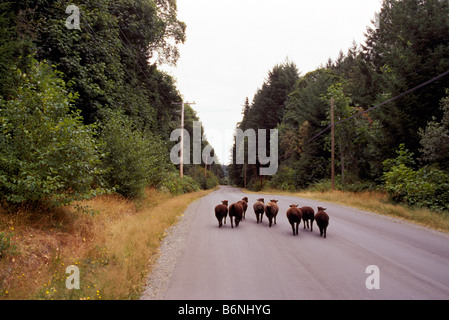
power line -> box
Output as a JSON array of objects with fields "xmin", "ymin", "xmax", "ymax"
[{"xmin": 306, "ymin": 69, "xmax": 449, "ymax": 145}]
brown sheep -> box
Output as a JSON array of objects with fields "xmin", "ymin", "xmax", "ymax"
[
  {"xmin": 253, "ymin": 198, "xmax": 265, "ymax": 224},
  {"xmin": 214, "ymin": 200, "xmax": 228, "ymax": 228},
  {"xmin": 265, "ymin": 199, "xmax": 279, "ymax": 228},
  {"xmin": 300, "ymin": 206, "xmax": 315, "ymax": 232},
  {"xmin": 286, "ymin": 205, "xmax": 302, "ymax": 236},
  {"xmin": 315, "ymin": 207, "xmax": 329, "ymax": 238},
  {"xmin": 241, "ymin": 197, "xmax": 249, "ymax": 220},
  {"xmin": 229, "ymin": 202, "xmax": 244, "ymax": 228}
]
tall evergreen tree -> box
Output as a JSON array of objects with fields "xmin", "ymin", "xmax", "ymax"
[
  {"xmin": 229, "ymin": 60, "xmax": 300, "ymax": 187},
  {"xmin": 363, "ymin": 0, "xmax": 449, "ymax": 157}
]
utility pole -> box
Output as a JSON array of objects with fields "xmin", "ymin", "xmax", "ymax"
[
  {"xmin": 172, "ymin": 100, "xmax": 196, "ymax": 178},
  {"xmin": 331, "ymin": 98, "xmax": 335, "ymax": 191},
  {"xmin": 243, "ymin": 163, "xmax": 247, "ymax": 189},
  {"xmin": 205, "ymin": 155, "xmax": 208, "ymax": 178}
]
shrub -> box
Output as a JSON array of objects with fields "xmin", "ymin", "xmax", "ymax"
[
  {"xmin": 99, "ymin": 109, "xmax": 173, "ymax": 198},
  {"xmin": 186, "ymin": 166, "xmax": 219, "ymax": 190},
  {"xmin": 157, "ymin": 171, "xmax": 200, "ymax": 195},
  {"xmin": 0, "ymin": 60, "xmax": 106, "ymax": 207},
  {"xmin": 270, "ymin": 166, "xmax": 296, "ymax": 191},
  {"xmin": 383, "ymin": 144, "xmax": 449, "ymax": 211}
]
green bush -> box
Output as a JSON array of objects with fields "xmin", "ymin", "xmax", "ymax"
[
  {"xmin": 270, "ymin": 166, "xmax": 296, "ymax": 191},
  {"xmin": 383, "ymin": 144, "xmax": 449, "ymax": 211},
  {"xmin": 0, "ymin": 60, "xmax": 106, "ymax": 207},
  {"xmin": 99, "ymin": 109, "xmax": 173, "ymax": 198},
  {"xmin": 157, "ymin": 171, "xmax": 200, "ymax": 195},
  {"xmin": 186, "ymin": 166, "xmax": 219, "ymax": 190}
]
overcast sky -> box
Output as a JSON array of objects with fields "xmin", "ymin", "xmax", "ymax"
[{"xmin": 161, "ymin": 0, "xmax": 383, "ymax": 165}]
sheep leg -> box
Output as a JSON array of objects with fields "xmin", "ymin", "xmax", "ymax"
[
  {"xmin": 310, "ymin": 220, "xmax": 313, "ymax": 232},
  {"xmin": 323, "ymin": 227, "xmax": 327, "ymax": 238},
  {"xmin": 295, "ymin": 222, "xmax": 299, "ymax": 236},
  {"xmin": 230, "ymin": 217, "xmax": 234, "ymax": 229}
]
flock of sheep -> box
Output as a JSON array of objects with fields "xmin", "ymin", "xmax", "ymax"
[{"xmin": 214, "ymin": 197, "xmax": 330, "ymax": 238}]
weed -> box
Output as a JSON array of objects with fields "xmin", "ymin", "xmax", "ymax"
[
  {"xmin": 0, "ymin": 187, "xmax": 212, "ymax": 299},
  {"xmin": 0, "ymin": 232, "xmax": 16, "ymax": 258}
]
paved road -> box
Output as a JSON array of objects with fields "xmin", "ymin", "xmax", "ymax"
[{"xmin": 152, "ymin": 186, "xmax": 449, "ymax": 300}]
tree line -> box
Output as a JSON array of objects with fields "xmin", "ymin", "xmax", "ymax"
[
  {"xmin": 228, "ymin": 0, "xmax": 449, "ymax": 211},
  {"xmin": 0, "ymin": 0, "xmax": 222, "ymax": 209}
]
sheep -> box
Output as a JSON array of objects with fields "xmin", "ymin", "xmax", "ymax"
[
  {"xmin": 214, "ymin": 200, "xmax": 228, "ymax": 228},
  {"xmin": 265, "ymin": 199, "xmax": 279, "ymax": 228},
  {"xmin": 253, "ymin": 198, "xmax": 265, "ymax": 224},
  {"xmin": 237, "ymin": 200, "xmax": 247, "ymax": 222},
  {"xmin": 300, "ymin": 206, "xmax": 315, "ymax": 232},
  {"xmin": 315, "ymin": 207, "xmax": 329, "ymax": 238},
  {"xmin": 241, "ymin": 197, "xmax": 249, "ymax": 220},
  {"xmin": 229, "ymin": 202, "xmax": 244, "ymax": 228},
  {"xmin": 286, "ymin": 205, "xmax": 302, "ymax": 236}
]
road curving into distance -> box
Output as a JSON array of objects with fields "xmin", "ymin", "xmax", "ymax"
[{"xmin": 141, "ymin": 186, "xmax": 449, "ymax": 300}]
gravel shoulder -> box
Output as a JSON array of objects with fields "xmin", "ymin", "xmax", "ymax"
[{"xmin": 140, "ymin": 196, "xmax": 200, "ymax": 300}]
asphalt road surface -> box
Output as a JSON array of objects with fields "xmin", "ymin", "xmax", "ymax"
[{"xmin": 148, "ymin": 186, "xmax": 449, "ymax": 300}]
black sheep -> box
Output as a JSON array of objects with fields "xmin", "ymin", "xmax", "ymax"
[
  {"xmin": 214, "ymin": 200, "xmax": 228, "ymax": 228},
  {"xmin": 286, "ymin": 205, "xmax": 302, "ymax": 236},
  {"xmin": 265, "ymin": 199, "xmax": 279, "ymax": 228},
  {"xmin": 229, "ymin": 202, "xmax": 244, "ymax": 228},
  {"xmin": 253, "ymin": 198, "xmax": 265, "ymax": 224},
  {"xmin": 300, "ymin": 206, "xmax": 315, "ymax": 232},
  {"xmin": 315, "ymin": 207, "xmax": 329, "ymax": 238},
  {"xmin": 241, "ymin": 197, "xmax": 249, "ymax": 220}
]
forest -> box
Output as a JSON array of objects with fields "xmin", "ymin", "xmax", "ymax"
[
  {"xmin": 0, "ymin": 0, "xmax": 223, "ymax": 208},
  {"xmin": 1, "ymin": 0, "xmax": 449, "ymax": 213},
  {"xmin": 228, "ymin": 0, "xmax": 449, "ymax": 212}
]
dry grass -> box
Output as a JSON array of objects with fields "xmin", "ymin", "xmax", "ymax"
[
  {"xmin": 247, "ymin": 188, "xmax": 449, "ymax": 233},
  {"xmin": 0, "ymin": 188, "xmax": 213, "ymax": 300}
]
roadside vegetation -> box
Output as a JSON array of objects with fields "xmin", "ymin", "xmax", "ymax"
[
  {"xmin": 0, "ymin": 1, "xmax": 222, "ymax": 299},
  {"xmin": 0, "ymin": 187, "xmax": 214, "ymax": 300},
  {"xmin": 229, "ymin": 0, "xmax": 449, "ymax": 224}
]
